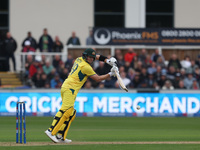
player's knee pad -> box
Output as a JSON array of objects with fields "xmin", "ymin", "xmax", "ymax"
[{"xmin": 63, "ymin": 107, "xmax": 74, "ymax": 119}]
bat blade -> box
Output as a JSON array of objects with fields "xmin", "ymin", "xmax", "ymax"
[{"xmin": 114, "ymin": 70, "xmax": 128, "ymax": 92}]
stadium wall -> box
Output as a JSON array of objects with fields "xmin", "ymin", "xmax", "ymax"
[
  {"xmin": 175, "ymin": 0, "xmax": 200, "ymax": 27},
  {"xmin": 10, "ymin": 0, "xmax": 94, "ymax": 53}
]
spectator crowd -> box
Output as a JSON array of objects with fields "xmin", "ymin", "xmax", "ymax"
[{"xmin": 0, "ymin": 28, "xmax": 200, "ymax": 90}]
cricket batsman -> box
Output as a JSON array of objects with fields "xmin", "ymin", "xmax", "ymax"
[{"xmin": 45, "ymin": 48, "xmax": 118, "ymax": 143}]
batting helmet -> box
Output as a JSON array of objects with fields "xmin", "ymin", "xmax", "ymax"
[{"xmin": 82, "ymin": 48, "xmax": 96, "ymax": 62}]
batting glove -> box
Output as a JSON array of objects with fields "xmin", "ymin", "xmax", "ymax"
[
  {"xmin": 111, "ymin": 66, "xmax": 119, "ymax": 74},
  {"xmin": 106, "ymin": 57, "xmax": 117, "ymax": 67},
  {"xmin": 108, "ymin": 71, "xmax": 115, "ymax": 77}
]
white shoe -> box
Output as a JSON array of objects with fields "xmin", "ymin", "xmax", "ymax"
[
  {"xmin": 56, "ymin": 135, "xmax": 72, "ymax": 143},
  {"xmin": 45, "ymin": 130, "xmax": 59, "ymax": 143}
]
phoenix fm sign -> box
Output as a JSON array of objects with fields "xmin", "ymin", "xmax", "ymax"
[{"xmin": 92, "ymin": 28, "xmax": 200, "ymax": 45}]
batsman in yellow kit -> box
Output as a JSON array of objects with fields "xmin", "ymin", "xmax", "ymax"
[{"xmin": 45, "ymin": 48, "xmax": 119, "ymax": 143}]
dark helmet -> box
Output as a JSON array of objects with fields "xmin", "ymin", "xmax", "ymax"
[{"xmin": 82, "ymin": 48, "xmax": 96, "ymax": 62}]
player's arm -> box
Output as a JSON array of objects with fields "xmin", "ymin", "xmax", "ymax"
[
  {"xmin": 90, "ymin": 74, "xmax": 110, "ymax": 82},
  {"xmin": 89, "ymin": 66, "xmax": 119, "ymax": 82},
  {"xmin": 96, "ymin": 54, "xmax": 117, "ymax": 66}
]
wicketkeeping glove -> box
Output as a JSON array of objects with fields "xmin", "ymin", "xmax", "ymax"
[{"xmin": 106, "ymin": 57, "xmax": 117, "ymax": 67}]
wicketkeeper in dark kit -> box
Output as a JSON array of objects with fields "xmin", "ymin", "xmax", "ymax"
[{"xmin": 45, "ymin": 48, "xmax": 118, "ymax": 143}]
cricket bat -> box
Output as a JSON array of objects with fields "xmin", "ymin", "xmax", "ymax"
[{"xmin": 114, "ymin": 70, "xmax": 128, "ymax": 92}]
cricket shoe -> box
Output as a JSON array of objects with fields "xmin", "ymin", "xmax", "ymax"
[
  {"xmin": 44, "ymin": 129, "xmax": 59, "ymax": 143},
  {"xmin": 56, "ymin": 135, "xmax": 72, "ymax": 143}
]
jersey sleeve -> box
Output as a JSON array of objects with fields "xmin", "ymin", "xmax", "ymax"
[{"xmin": 81, "ymin": 65, "xmax": 96, "ymax": 76}]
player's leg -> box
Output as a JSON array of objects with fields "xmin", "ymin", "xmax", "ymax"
[
  {"xmin": 48, "ymin": 110, "xmax": 64, "ymax": 132},
  {"xmin": 56, "ymin": 109, "xmax": 76, "ymax": 142},
  {"xmin": 45, "ymin": 88, "xmax": 76, "ymax": 142},
  {"xmin": 50, "ymin": 88, "xmax": 76, "ymax": 135},
  {"xmin": 51, "ymin": 107, "xmax": 74, "ymax": 135}
]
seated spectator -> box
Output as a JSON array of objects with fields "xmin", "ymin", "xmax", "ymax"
[
  {"xmin": 138, "ymin": 79, "xmax": 148, "ymax": 88},
  {"xmin": 157, "ymin": 73, "xmax": 167, "ymax": 88},
  {"xmin": 167, "ymin": 53, "xmax": 182, "ymax": 71},
  {"xmin": 115, "ymin": 72, "xmax": 131, "ymax": 88},
  {"xmin": 183, "ymin": 73, "xmax": 195, "ymax": 89},
  {"xmin": 173, "ymin": 73, "xmax": 181, "ymax": 88},
  {"xmin": 189, "ymin": 60, "xmax": 198, "ymax": 74},
  {"xmin": 50, "ymin": 73, "xmax": 63, "ymax": 88},
  {"xmin": 38, "ymin": 28, "xmax": 53, "ymax": 52},
  {"xmin": 60, "ymin": 68, "xmax": 69, "ymax": 81},
  {"xmin": 53, "ymin": 36, "xmax": 63, "ymax": 52},
  {"xmin": 181, "ymin": 55, "xmax": 191, "ymax": 70},
  {"xmin": 29, "ymin": 56, "xmax": 43, "ymax": 78},
  {"xmin": 22, "ymin": 40, "xmax": 36, "ymax": 53},
  {"xmin": 24, "ymin": 54, "xmax": 34, "ymax": 77},
  {"xmin": 57, "ymin": 63, "xmax": 65, "ymax": 74},
  {"xmin": 47, "ymin": 68, "xmax": 57, "ymax": 81},
  {"xmin": 135, "ymin": 61, "xmax": 143, "ymax": 73},
  {"xmin": 66, "ymin": 31, "xmax": 81, "ymax": 45},
  {"xmin": 140, "ymin": 67, "xmax": 148, "ymax": 80},
  {"xmin": 124, "ymin": 61, "xmax": 131, "ymax": 73},
  {"xmin": 22, "ymin": 31, "xmax": 37, "ymax": 50},
  {"xmin": 53, "ymin": 55, "xmax": 64, "ymax": 72},
  {"xmin": 154, "ymin": 65, "xmax": 162, "ymax": 81},
  {"xmin": 156, "ymin": 56, "xmax": 166, "ymax": 68},
  {"xmin": 195, "ymin": 54, "xmax": 200, "ymax": 68},
  {"xmin": 98, "ymin": 82, "xmax": 105, "ymax": 89},
  {"xmin": 95, "ymin": 61, "xmax": 106, "ymax": 75},
  {"xmin": 84, "ymin": 80, "xmax": 93, "ymax": 89},
  {"xmin": 192, "ymin": 79, "xmax": 199, "ymax": 90},
  {"xmin": 177, "ymin": 80, "xmax": 186, "ymax": 89},
  {"xmin": 115, "ymin": 54, "xmax": 125, "ymax": 67},
  {"xmin": 44, "ymin": 81, "xmax": 50, "ymax": 88},
  {"xmin": 194, "ymin": 67, "xmax": 200, "ymax": 82},
  {"xmin": 127, "ymin": 68, "xmax": 135, "ymax": 81},
  {"xmin": 119, "ymin": 66, "xmax": 125, "ymax": 73},
  {"xmin": 180, "ymin": 68, "xmax": 186, "ymax": 80},
  {"xmin": 147, "ymin": 73, "xmax": 156, "ymax": 88},
  {"xmin": 43, "ymin": 60, "xmax": 54, "ymax": 75},
  {"xmin": 40, "ymin": 55, "xmax": 47, "ymax": 67},
  {"xmin": 147, "ymin": 62, "xmax": 157, "ymax": 74},
  {"xmin": 104, "ymin": 77, "xmax": 117, "ymax": 88},
  {"xmin": 162, "ymin": 80, "xmax": 174, "ymax": 90},
  {"xmin": 132, "ymin": 56, "xmax": 139, "ymax": 69},
  {"xmin": 114, "ymin": 49, "xmax": 122, "ymax": 59},
  {"xmin": 144, "ymin": 54, "xmax": 152, "ymax": 68},
  {"xmin": 151, "ymin": 48, "xmax": 165, "ymax": 63},
  {"xmin": 124, "ymin": 48, "xmax": 137, "ymax": 63},
  {"xmin": 167, "ymin": 66, "xmax": 176, "ymax": 82},
  {"xmin": 32, "ymin": 69, "xmax": 46, "ymax": 88},
  {"xmin": 131, "ymin": 74, "xmax": 141, "ymax": 88},
  {"xmin": 153, "ymin": 81, "xmax": 160, "ymax": 90},
  {"xmin": 138, "ymin": 48, "xmax": 147, "ymax": 64},
  {"xmin": 65, "ymin": 53, "xmax": 74, "ymax": 70}
]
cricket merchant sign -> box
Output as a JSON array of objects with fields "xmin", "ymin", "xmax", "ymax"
[
  {"xmin": 1, "ymin": 92, "xmax": 200, "ymax": 117},
  {"xmin": 92, "ymin": 28, "xmax": 200, "ymax": 45}
]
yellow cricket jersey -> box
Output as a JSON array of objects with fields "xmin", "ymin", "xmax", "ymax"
[{"xmin": 61, "ymin": 57, "xmax": 96, "ymax": 91}]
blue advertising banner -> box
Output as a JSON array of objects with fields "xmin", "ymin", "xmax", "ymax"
[
  {"xmin": 1, "ymin": 92, "xmax": 200, "ymax": 116},
  {"xmin": 92, "ymin": 28, "xmax": 200, "ymax": 45}
]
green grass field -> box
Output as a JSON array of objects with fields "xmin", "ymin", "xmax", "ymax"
[{"xmin": 0, "ymin": 117, "xmax": 200, "ymax": 150}]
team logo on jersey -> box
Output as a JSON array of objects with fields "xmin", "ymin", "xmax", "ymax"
[{"xmin": 94, "ymin": 28, "xmax": 111, "ymax": 45}]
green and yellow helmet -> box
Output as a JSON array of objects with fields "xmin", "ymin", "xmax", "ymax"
[{"xmin": 82, "ymin": 48, "xmax": 96, "ymax": 62}]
